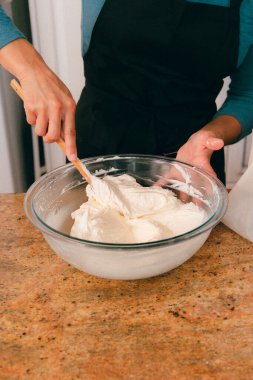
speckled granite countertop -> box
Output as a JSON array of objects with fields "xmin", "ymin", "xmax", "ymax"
[{"xmin": 1, "ymin": 194, "xmax": 253, "ymax": 380}]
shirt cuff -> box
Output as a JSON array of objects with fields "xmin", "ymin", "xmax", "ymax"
[
  {"xmin": 214, "ymin": 103, "xmax": 253, "ymax": 141},
  {"xmin": 0, "ymin": 6, "xmax": 26, "ymax": 49}
]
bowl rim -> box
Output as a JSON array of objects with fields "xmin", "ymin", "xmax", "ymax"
[{"xmin": 24, "ymin": 154, "xmax": 228, "ymax": 250}]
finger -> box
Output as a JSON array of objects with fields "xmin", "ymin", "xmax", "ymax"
[
  {"xmin": 35, "ymin": 110, "xmax": 48, "ymax": 137},
  {"xmin": 25, "ymin": 106, "xmax": 37, "ymax": 126},
  {"xmin": 63, "ymin": 100, "xmax": 77, "ymax": 161},
  {"xmin": 43, "ymin": 107, "xmax": 61, "ymax": 143},
  {"xmin": 205, "ymin": 137, "xmax": 224, "ymax": 151}
]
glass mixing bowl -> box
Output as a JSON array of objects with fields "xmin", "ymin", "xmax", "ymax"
[{"xmin": 24, "ymin": 155, "xmax": 228, "ymax": 280}]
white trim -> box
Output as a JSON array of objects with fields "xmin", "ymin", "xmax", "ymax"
[
  {"xmin": 216, "ymin": 77, "xmax": 251, "ymax": 188},
  {"xmin": 243, "ymin": 133, "xmax": 252, "ymax": 168},
  {"xmin": 0, "ymin": 70, "xmax": 15, "ymax": 192},
  {"xmin": 31, "ymin": 128, "xmax": 42, "ymax": 180},
  {"xmin": 0, "ymin": 67, "xmax": 27, "ymax": 192}
]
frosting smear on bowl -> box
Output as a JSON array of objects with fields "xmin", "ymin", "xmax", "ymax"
[{"xmin": 70, "ymin": 174, "xmax": 206, "ymax": 244}]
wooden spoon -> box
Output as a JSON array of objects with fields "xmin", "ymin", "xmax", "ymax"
[{"xmin": 10, "ymin": 79, "xmax": 92, "ymax": 185}]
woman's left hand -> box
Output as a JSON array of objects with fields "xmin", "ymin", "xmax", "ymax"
[{"xmin": 176, "ymin": 129, "xmax": 224, "ymax": 177}]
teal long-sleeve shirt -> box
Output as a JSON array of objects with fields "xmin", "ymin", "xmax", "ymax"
[{"xmin": 1, "ymin": 1, "xmax": 253, "ymax": 139}]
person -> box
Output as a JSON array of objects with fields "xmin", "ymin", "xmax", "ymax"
[{"xmin": 0, "ymin": 1, "xmax": 253, "ymax": 184}]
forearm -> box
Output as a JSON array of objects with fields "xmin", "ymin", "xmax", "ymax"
[
  {"xmin": 201, "ymin": 115, "xmax": 242, "ymax": 145},
  {"xmin": 0, "ymin": 38, "xmax": 51, "ymax": 81}
]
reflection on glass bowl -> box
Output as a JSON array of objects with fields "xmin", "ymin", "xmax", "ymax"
[{"xmin": 24, "ymin": 155, "xmax": 228, "ymax": 280}]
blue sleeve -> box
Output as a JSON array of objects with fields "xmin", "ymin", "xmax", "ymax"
[
  {"xmin": 0, "ymin": 5, "xmax": 25, "ymax": 49},
  {"xmin": 215, "ymin": 45, "xmax": 253, "ymax": 140},
  {"xmin": 215, "ymin": 0, "xmax": 253, "ymax": 141},
  {"xmin": 81, "ymin": 0, "xmax": 106, "ymax": 55}
]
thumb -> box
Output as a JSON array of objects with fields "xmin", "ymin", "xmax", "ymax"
[{"xmin": 205, "ymin": 137, "xmax": 224, "ymax": 151}]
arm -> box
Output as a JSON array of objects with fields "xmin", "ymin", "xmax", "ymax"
[
  {"xmin": 0, "ymin": 6, "xmax": 77, "ymax": 161},
  {"xmin": 177, "ymin": 45, "xmax": 253, "ymax": 177},
  {"xmin": 215, "ymin": 46, "xmax": 253, "ymax": 140}
]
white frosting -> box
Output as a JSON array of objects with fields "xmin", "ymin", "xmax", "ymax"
[{"xmin": 70, "ymin": 174, "xmax": 206, "ymax": 244}]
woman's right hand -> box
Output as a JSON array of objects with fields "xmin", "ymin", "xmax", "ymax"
[
  {"xmin": 20, "ymin": 63, "xmax": 77, "ymax": 161},
  {"xmin": 0, "ymin": 39, "xmax": 77, "ymax": 161}
]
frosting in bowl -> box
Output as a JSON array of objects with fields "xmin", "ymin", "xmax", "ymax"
[{"xmin": 70, "ymin": 174, "xmax": 206, "ymax": 244}]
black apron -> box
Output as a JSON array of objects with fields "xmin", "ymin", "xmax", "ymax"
[{"xmin": 76, "ymin": 0, "xmax": 242, "ymax": 183}]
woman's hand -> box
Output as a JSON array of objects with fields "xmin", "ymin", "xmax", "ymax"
[
  {"xmin": 176, "ymin": 130, "xmax": 224, "ymax": 177},
  {"xmin": 0, "ymin": 39, "xmax": 77, "ymax": 161},
  {"xmin": 176, "ymin": 115, "xmax": 242, "ymax": 177},
  {"xmin": 20, "ymin": 65, "xmax": 77, "ymax": 161}
]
